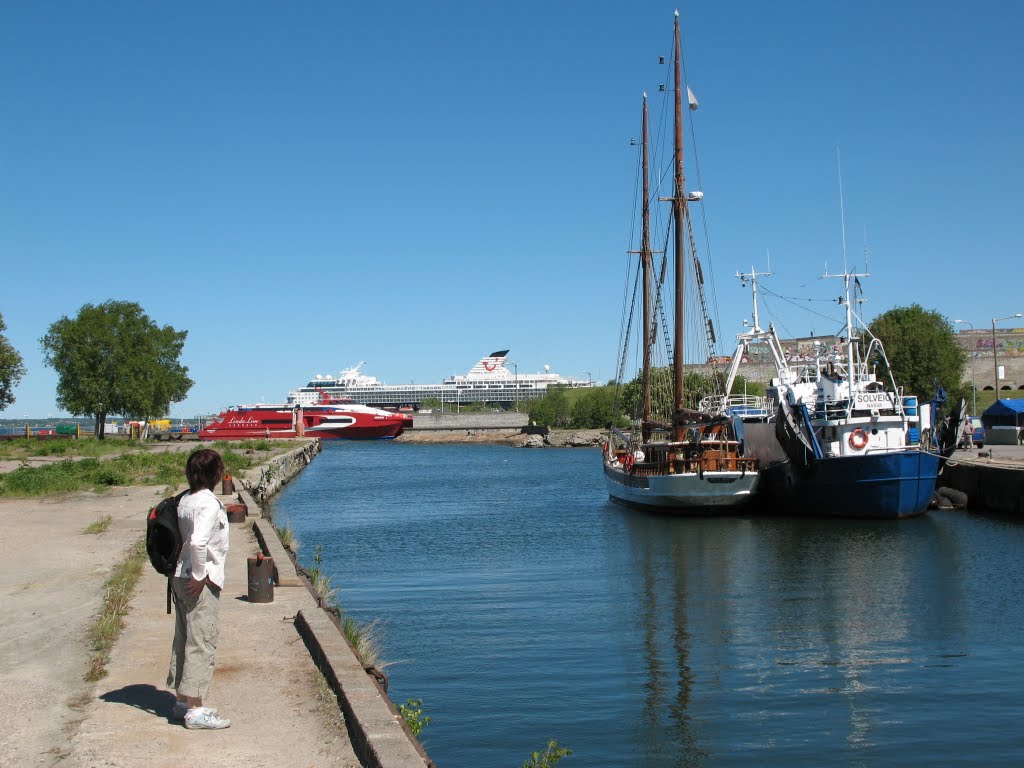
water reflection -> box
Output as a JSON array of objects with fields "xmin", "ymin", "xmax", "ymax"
[
  {"xmin": 616, "ymin": 510, "xmax": 969, "ymax": 765},
  {"xmin": 273, "ymin": 445, "xmax": 1024, "ymax": 766}
]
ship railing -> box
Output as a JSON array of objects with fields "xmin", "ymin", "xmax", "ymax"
[
  {"xmin": 624, "ymin": 439, "xmax": 758, "ymax": 476},
  {"xmin": 699, "ymin": 394, "xmax": 774, "ymax": 417}
]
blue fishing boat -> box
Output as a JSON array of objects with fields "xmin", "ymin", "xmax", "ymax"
[{"xmin": 715, "ymin": 268, "xmax": 941, "ymax": 518}]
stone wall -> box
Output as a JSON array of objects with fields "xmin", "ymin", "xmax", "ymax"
[
  {"xmin": 410, "ymin": 412, "xmax": 530, "ymax": 430},
  {"xmin": 241, "ymin": 439, "xmax": 321, "ymax": 504}
]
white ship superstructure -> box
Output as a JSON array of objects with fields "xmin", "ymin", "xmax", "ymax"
[{"xmin": 287, "ymin": 350, "xmax": 596, "ymax": 408}]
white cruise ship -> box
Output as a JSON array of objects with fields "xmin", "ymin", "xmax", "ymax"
[{"xmin": 287, "ymin": 350, "xmax": 597, "ymax": 409}]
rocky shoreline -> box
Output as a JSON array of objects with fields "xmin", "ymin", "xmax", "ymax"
[{"xmin": 394, "ymin": 428, "xmax": 604, "ymax": 448}]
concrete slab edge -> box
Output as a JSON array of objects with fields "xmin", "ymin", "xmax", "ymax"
[
  {"xmin": 296, "ymin": 608, "xmax": 431, "ymax": 768},
  {"xmin": 242, "ymin": 442, "xmax": 434, "ymax": 768},
  {"xmin": 251, "ymin": 518, "xmax": 304, "ymax": 587}
]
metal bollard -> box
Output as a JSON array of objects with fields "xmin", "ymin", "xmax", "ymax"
[{"xmin": 247, "ymin": 554, "xmax": 274, "ymax": 603}]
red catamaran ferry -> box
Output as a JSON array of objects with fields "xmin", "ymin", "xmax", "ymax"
[{"xmin": 199, "ymin": 394, "xmax": 411, "ymax": 441}]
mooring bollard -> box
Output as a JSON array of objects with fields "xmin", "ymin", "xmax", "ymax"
[
  {"xmin": 247, "ymin": 554, "xmax": 274, "ymax": 603},
  {"xmin": 221, "ymin": 474, "xmax": 234, "ymax": 495}
]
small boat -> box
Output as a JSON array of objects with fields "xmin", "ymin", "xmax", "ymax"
[
  {"xmin": 603, "ymin": 12, "xmax": 759, "ymax": 512},
  {"xmin": 199, "ymin": 394, "xmax": 411, "ymax": 441}
]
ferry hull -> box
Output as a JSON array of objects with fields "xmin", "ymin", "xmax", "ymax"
[
  {"xmin": 303, "ymin": 422, "xmax": 405, "ymax": 439},
  {"xmin": 604, "ymin": 463, "xmax": 758, "ymax": 513},
  {"xmin": 199, "ymin": 426, "xmax": 298, "ymax": 439},
  {"xmin": 198, "ymin": 404, "xmax": 409, "ymax": 441},
  {"xmin": 759, "ymin": 450, "xmax": 941, "ymax": 519}
]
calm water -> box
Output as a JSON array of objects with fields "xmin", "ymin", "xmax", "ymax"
[{"xmin": 268, "ymin": 442, "xmax": 1024, "ymax": 767}]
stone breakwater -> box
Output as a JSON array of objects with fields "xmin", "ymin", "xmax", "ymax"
[
  {"xmin": 394, "ymin": 429, "xmax": 604, "ymax": 448},
  {"xmin": 242, "ymin": 438, "xmax": 321, "ymax": 503}
]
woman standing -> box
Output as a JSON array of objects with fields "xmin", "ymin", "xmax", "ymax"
[{"xmin": 167, "ymin": 448, "xmax": 231, "ymax": 729}]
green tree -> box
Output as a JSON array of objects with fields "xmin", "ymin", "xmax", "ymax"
[
  {"xmin": 527, "ymin": 386, "xmax": 572, "ymax": 428},
  {"xmin": 420, "ymin": 397, "xmax": 442, "ymax": 410},
  {"xmin": 0, "ymin": 312, "xmax": 27, "ymax": 411},
  {"xmin": 729, "ymin": 375, "xmax": 766, "ymax": 398},
  {"xmin": 569, "ymin": 385, "xmax": 620, "ymax": 428},
  {"xmin": 867, "ymin": 304, "xmax": 966, "ymax": 399},
  {"xmin": 618, "ymin": 366, "xmax": 725, "ymax": 417},
  {"xmin": 40, "ymin": 301, "xmax": 192, "ymax": 438}
]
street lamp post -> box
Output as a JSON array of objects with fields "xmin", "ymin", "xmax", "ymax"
[
  {"xmin": 991, "ymin": 313, "xmax": 1023, "ymax": 397},
  {"xmin": 954, "ymin": 320, "xmax": 977, "ymax": 415},
  {"xmin": 512, "ymin": 362, "xmax": 519, "ymax": 413}
]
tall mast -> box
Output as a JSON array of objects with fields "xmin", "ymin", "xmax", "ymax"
[
  {"xmin": 672, "ymin": 10, "xmax": 686, "ymax": 435},
  {"xmin": 641, "ymin": 93, "xmax": 653, "ymax": 430}
]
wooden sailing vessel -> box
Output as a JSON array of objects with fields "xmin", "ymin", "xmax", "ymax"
[{"xmin": 603, "ymin": 12, "xmax": 758, "ymax": 511}]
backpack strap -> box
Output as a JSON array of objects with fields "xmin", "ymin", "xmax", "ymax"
[{"xmin": 166, "ymin": 577, "xmax": 172, "ymax": 615}]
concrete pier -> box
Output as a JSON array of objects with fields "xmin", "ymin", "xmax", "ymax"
[
  {"xmin": 942, "ymin": 444, "xmax": 1024, "ymax": 515},
  {"xmin": 0, "ymin": 441, "xmax": 432, "ymax": 767}
]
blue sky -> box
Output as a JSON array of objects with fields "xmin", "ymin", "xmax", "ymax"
[{"xmin": 2, "ymin": 1, "xmax": 1023, "ymax": 418}]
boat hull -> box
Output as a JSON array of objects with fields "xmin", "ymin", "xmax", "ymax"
[
  {"xmin": 198, "ymin": 405, "xmax": 409, "ymax": 441},
  {"xmin": 758, "ymin": 449, "xmax": 941, "ymax": 519},
  {"xmin": 604, "ymin": 463, "xmax": 758, "ymax": 513},
  {"xmin": 303, "ymin": 420, "xmax": 405, "ymax": 439}
]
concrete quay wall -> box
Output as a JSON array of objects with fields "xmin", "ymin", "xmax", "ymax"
[
  {"xmin": 943, "ymin": 455, "xmax": 1024, "ymax": 516},
  {"xmin": 243, "ymin": 442, "xmax": 433, "ymax": 768}
]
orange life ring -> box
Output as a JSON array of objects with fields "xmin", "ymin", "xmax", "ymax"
[
  {"xmin": 848, "ymin": 428, "xmax": 869, "ymax": 450},
  {"xmin": 622, "ymin": 453, "xmax": 635, "ymax": 471}
]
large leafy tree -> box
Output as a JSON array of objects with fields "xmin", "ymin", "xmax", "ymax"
[
  {"xmin": 867, "ymin": 304, "xmax": 966, "ymax": 400},
  {"xmin": 0, "ymin": 312, "xmax": 27, "ymax": 411},
  {"xmin": 527, "ymin": 385, "xmax": 572, "ymax": 428},
  {"xmin": 40, "ymin": 301, "xmax": 193, "ymax": 438}
]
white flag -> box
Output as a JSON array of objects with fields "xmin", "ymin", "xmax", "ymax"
[{"xmin": 687, "ymin": 86, "xmax": 699, "ymax": 111}]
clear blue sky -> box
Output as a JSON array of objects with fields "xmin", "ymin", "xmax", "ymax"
[{"xmin": 2, "ymin": 1, "xmax": 1022, "ymax": 418}]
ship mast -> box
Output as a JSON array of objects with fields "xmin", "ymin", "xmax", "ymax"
[
  {"xmin": 640, "ymin": 93, "xmax": 653, "ymax": 434},
  {"xmin": 671, "ymin": 10, "xmax": 686, "ymax": 440}
]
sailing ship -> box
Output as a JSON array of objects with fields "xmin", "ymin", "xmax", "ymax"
[
  {"xmin": 716, "ymin": 267, "xmax": 942, "ymax": 519},
  {"xmin": 603, "ymin": 12, "xmax": 759, "ymax": 511}
]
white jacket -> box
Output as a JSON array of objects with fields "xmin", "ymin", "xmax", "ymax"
[{"xmin": 174, "ymin": 488, "xmax": 229, "ymax": 589}]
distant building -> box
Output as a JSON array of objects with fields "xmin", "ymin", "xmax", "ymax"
[{"xmin": 956, "ymin": 329, "xmax": 1024, "ymax": 392}]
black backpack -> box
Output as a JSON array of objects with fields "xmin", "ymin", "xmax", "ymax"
[{"xmin": 146, "ymin": 491, "xmax": 187, "ymax": 613}]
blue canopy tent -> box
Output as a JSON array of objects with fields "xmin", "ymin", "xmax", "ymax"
[{"xmin": 981, "ymin": 399, "xmax": 1024, "ymax": 445}]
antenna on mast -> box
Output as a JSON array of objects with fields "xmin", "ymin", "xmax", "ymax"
[
  {"xmin": 837, "ymin": 146, "xmax": 849, "ymax": 273},
  {"xmin": 863, "ymin": 224, "xmax": 870, "ymax": 274}
]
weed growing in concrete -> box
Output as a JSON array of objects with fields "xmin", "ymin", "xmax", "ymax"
[
  {"xmin": 522, "ymin": 740, "xmax": 573, "ymax": 767},
  {"xmin": 398, "ymin": 698, "xmax": 431, "ymax": 737},
  {"xmin": 277, "ymin": 523, "xmax": 299, "ymax": 552},
  {"xmin": 83, "ymin": 515, "xmax": 112, "ymax": 535},
  {"xmin": 308, "ymin": 544, "xmax": 338, "ymax": 606},
  {"xmin": 341, "ymin": 616, "xmax": 385, "ymax": 669},
  {"xmin": 85, "ymin": 538, "xmax": 146, "ymax": 682}
]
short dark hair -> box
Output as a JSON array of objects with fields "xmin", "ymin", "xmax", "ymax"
[{"xmin": 186, "ymin": 449, "xmax": 224, "ymax": 492}]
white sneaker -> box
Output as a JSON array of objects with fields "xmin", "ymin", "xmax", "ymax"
[
  {"xmin": 172, "ymin": 702, "xmax": 218, "ymax": 721},
  {"xmin": 184, "ymin": 707, "xmax": 231, "ymax": 730}
]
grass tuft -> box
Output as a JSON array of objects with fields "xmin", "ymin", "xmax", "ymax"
[
  {"xmin": 83, "ymin": 515, "xmax": 113, "ymax": 535},
  {"xmin": 341, "ymin": 616, "xmax": 385, "ymax": 669},
  {"xmin": 277, "ymin": 523, "xmax": 299, "ymax": 552},
  {"xmin": 84, "ymin": 538, "xmax": 147, "ymax": 682}
]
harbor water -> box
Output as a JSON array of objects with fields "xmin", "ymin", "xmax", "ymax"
[{"xmin": 268, "ymin": 442, "xmax": 1024, "ymax": 766}]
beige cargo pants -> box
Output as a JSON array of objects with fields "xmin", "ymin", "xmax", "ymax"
[{"xmin": 167, "ymin": 577, "xmax": 222, "ymax": 699}]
